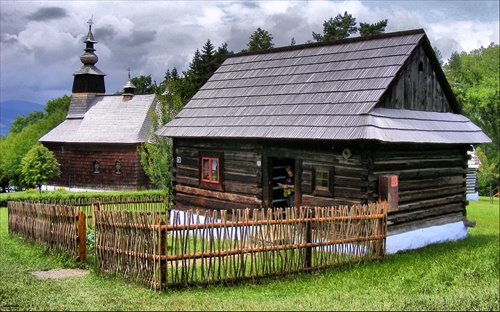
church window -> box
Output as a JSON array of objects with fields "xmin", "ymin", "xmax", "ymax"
[
  {"xmin": 93, "ymin": 161, "xmax": 100, "ymax": 173},
  {"xmin": 115, "ymin": 161, "xmax": 122, "ymax": 174}
]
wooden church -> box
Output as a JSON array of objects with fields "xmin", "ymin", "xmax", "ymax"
[
  {"xmin": 156, "ymin": 29, "xmax": 490, "ymax": 252},
  {"xmin": 40, "ymin": 21, "xmax": 158, "ymax": 190}
]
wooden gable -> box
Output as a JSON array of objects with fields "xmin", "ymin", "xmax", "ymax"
[{"xmin": 378, "ymin": 43, "xmax": 457, "ymax": 113}]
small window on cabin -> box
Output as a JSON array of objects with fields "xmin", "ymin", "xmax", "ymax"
[
  {"xmin": 418, "ymin": 61, "xmax": 424, "ymax": 72},
  {"xmin": 93, "ymin": 161, "xmax": 100, "ymax": 174},
  {"xmin": 115, "ymin": 161, "xmax": 122, "ymax": 174},
  {"xmin": 202, "ymin": 157, "xmax": 219, "ymax": 183},
  {"xmin": 313, "ymin": 167, "xmax": 334, "ymax": 197},
  {"xmin": 315, "ymin": 169, "xmax": 330, "ymax": 190},
  {"xmin": 199, "ymin": 152, "xmax": 224, "ymax": 191},
  {"xmin": 60, "ymin": 145, "xmax": 65, "ymax": 153}
]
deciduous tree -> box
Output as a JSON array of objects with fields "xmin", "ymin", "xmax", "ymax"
[
  {"xmin": 444, "ymin": 43, "xmax": 499, "ymax": 194},
  {"xmin": 9, "ymin": 111, "xmax": 44, "ymax": 134},
  {"xmin": 20, "ymin": 143, "xmax": 60, "ymax": 193},
  {"xmin": 0, "ymin": 96, "xmax": 68, "ymax": 189},
  {"xmin": 131, "ymin": 75, "xmax": 156, "ymax": 94},
  {"xmin": 44, "ymin": 95, "xmax": 71, "ymax": 115}
]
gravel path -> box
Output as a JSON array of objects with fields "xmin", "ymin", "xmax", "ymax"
[{"xmin": 31, "ymin": 269, "xmax": 89, "ymax": 279}]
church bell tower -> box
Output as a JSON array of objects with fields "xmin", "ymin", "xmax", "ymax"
[{"xmin": 72, "ymin": 18, "xmax": 106, "ymax": 94}]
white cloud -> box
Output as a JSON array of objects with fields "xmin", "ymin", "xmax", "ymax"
[
  {"xmin": 260, "ymin": 1, "xmax": 292, "ymax": 15},
  {"xmin": 430, "ymin": 20, "xmax": 499, "ymax": 53}
]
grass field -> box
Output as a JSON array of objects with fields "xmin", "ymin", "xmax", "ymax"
[{"xmin": 0, "ymin": 197, "xmax": 498, "ymax": 311}]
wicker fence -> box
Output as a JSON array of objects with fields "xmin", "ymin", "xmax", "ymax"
[
  {"xmin": 94, "ymin": 203, "xmax": 387, "ymax": 289},
  {"xmin": 34, "ymin": 196, "xmax": 169, "ymax": 229},
  {"xmin": 7, "ymin": 201, "xmax": 86, "ymax": 262},
  {"xmin": 6, "ymin": 196, "xmax": 169, "ymax": 263}
]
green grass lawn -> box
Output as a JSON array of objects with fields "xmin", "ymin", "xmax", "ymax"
[{"xmin": 0, "ymin": 197, "xmax": 498, "ymax": 311}]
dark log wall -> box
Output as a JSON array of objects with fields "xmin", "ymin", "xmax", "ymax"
[
  {"xmin": 293, "ymin": 142, "xmax": 368, "ymax": 208},
  {"xmin": 172, "ymin": 139, "xmax": 368, "ymax": 211},
  {"xmin": 43, "ymin": 142, "xmax": 150, "ymax": 190},
  {"xmin": 368, "ymin": 143, "xmax": 469, "ymax": 235},
  {"xmin": 172, "ymin": 139, "xmax": 262, "ymax": 212},
  {"xmin": 173, "ymin": 138, "xmax": 469, "ymax": 236},
  {"xmin": 378, "ymin": 46, "xmax": 452, "ymax": 112}
]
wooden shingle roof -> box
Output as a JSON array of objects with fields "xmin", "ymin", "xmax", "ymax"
[
  {"xmin": 156, "ymin": 29, "xmax": 490, "ymax": 144},
  {"xmin": 40, "ymin": 94, "xmax": 157, "ymax": 144}
]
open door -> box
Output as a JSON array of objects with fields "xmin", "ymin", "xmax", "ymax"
[{"xmin": 266, "ymin": 157, "xmax": 295, "ymax": 209}]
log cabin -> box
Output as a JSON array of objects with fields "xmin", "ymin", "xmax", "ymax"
[
  {"xmin": 40, "ymin": 21, "xmax": 158, "ymax": 191},
  {"xmin": 156, "ymin": 29, "xmax": 491, "ymax": 253}
]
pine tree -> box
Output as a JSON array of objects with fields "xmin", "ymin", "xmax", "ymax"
[
  {"xmin": 247, "ymin": 28, "xmax": 274, "ymax": 52},
  {"xmin": 359, "ymin": 19, "xmax": 388, "ymax": 36}
]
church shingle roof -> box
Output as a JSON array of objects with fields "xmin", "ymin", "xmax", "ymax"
[{"xmin": 40, "ymin": 94, "xmax": 157, "ymax": 144}]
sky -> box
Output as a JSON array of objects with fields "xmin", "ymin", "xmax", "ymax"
[{"xmin": 1, "ymin": 0, "xmax": 499, "ymax": 106}]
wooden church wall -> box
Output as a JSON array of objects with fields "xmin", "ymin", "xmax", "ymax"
[{"xmin": 44, "ymin": 142, "xmax": 148, "ymax": 190}]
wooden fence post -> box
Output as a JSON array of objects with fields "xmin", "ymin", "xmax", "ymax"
[
  {"xmin": 77, "ymin": 209, "xmax": 87, "ymax": 263},
  {"xmin": 162, "ymin": 221, "xmax": 168, "ymax": 287},
  {"xmin": 375, "ymin": 202, "xmax": 386, "ymax": 260},
  {"xmin": 156, "ymin": 218, "xmax": 167, "ymax": 289},
  {"xmin": 304, "ymin": 208, "xmax": 313, "ymax": 269}
]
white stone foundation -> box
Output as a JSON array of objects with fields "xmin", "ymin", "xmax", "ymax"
[{"xmin": 386, "ymin": 221, "xmax": 468, "ymax": 254}]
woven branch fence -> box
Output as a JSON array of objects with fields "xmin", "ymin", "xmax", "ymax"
[
  {"xmin": 6, "ymin": 196, "xmax": 169, "ymax": 263},
  {"xmin": 7, "ymin": 201, "xmax": 86, "ymax": 262},
  {"xmin": 21, "ymin": 196, "xmax": 169, "ymax": 230},
  {"xmin": 94, "ymin": 203, "xmax": 387, "ymax": 289}
]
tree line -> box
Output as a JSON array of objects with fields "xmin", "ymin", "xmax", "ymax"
[
  {"xmin": 1, "ymin": 12, "xmax": 498, "ymax": 196},
  {"xmin": 0, "ymin": 96, "xmax": 70, "ymax": 192}
]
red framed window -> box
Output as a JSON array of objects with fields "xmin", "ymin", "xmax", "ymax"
[{"xmin": 201, "ymin": 157, "xmax": 219, "ymax": 184}]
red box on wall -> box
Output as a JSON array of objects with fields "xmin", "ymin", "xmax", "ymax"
[{"xmin": 379, "ymin": 175, "xmax": 398, "ymax": 210}]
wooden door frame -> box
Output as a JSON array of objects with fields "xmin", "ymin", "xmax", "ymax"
[{"xmin": 261, "ymin": 154, "xmax": 302, "ymax": 209}]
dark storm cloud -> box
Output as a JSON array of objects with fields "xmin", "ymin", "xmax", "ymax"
[
  {"xmin": 130, "ymin": 30, "xmax": 157, "ymax": 46},
  {"xmin": 0, "ymin": 36, "xmax": 18, "ymax": 45},
  {"xmin": 94, "ymin": 25, "xmax": 117, "ymax": 43},
  {"xmin": 267, "ymin": 11, "xmax": 312, "ymax": 46},
  {"xmin": 93, "ymin": 27, "xmax": 156, "ymax": 46},
  {"xmin": 101, "ymin": 30, "xmax": 156, "ymax": 73},
  {"xmin": 27, "ymin": 7, "xmax": 68, "ymax": 22},
  {"xmin": 226, "ymin": 24, "xmax": 252, "ymax": 53}
]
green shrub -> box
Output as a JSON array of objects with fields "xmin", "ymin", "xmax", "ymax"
[{"xmin": 0, "ymin": 189, "xmax": 167, "ymax": 207}]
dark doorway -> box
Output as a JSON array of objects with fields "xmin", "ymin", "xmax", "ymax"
[{"xmin": 268, "ymin": 157, "xmax": 295, "ymax": 209}]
